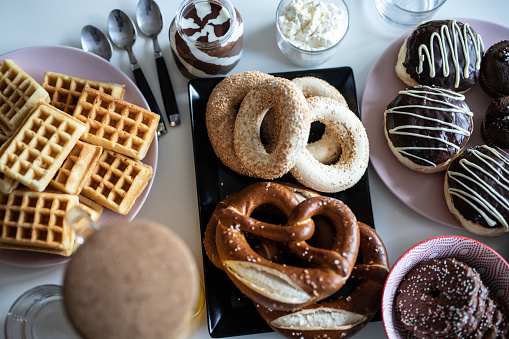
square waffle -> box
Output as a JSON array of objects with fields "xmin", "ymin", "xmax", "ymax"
[
  {"xmin": 0, "ymin": 189, "xmax": 79, "ymax": 256},
  {"xmin": 78, "ymin": 195, "xmax": 104, "ymax": 222},
  {"xmin": 0, "ymin": 131, "xmax": 18, "ymax": 193},
  {"xmin": 42, "ymin": 71, "xmax": 125, "ymax": 114},
  {"xmin": 81, "ymin": 149, "xmax": 153, "ymax": 215},
  {"xmin": 73, "ymin": 88, "xmax": 159, "ymax": 160},
  {"xmin": 49, "ymin": 140, "xmax": 103, "ymax": 195},
  {"xmin": 0, "ymin": 102, "xmax": 86, "ymax": 191},
  {"xmin": 0, "ymin": 59, "xmax": 50, "ymax": 136}
]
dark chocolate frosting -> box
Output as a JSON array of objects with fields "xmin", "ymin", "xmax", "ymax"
[
  {"xmin": 480, "ymin": 40, "xmax": 509, "ymax": 98},
  {"xmin": 385, "ymin": 85, "xmax": 473, "ymax": 167},
  {"xmin": 446, "ymin": 145, "xmax": 509, "ymax": 230},
  {"xmin": 403, "ymin": 20, "xmax": 483, "ymax": 92},
  {"xmin": 481, "ymin": 96, "xmax": 509, "ymax": 149}
]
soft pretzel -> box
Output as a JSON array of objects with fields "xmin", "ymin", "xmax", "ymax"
[
  {"xmin": 257, "ymin": 222, "xmax": 389, "ymax": 339},
  {"xmin": 206, "ymin": 71, "xmax": 273, "ymax": 177},
  {"xmin": 233, "ymin": 77, "xmax": 311, "ymax": 179},
  {"xmin": 291, "ymin": 96, "xmax": 370, "ymax": 193},
  {"xmin": 214, "ymin": 182, "xmax": 360, "ymax": 311}
]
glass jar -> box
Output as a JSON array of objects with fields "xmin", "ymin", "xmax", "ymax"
[{"xmin": 169, "ymin": 0, "xmax": 243, "ymax": 79}]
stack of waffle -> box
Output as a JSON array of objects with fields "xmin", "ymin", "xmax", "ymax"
[{"xmin": 0, "ymin": 59, "xmax": 158, "ymax": 256}]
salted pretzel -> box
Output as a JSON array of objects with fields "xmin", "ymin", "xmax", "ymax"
[
  {"xmin": 257, "ymin": 222, "xmax": 389, "ymax": 339},
  {"xmin": 204, "ymin": 182, "xmax": 321, "ymax": 269},
  {"xmin": 214, "ymin": 182, "xmax": 360, "ymax": 311}
]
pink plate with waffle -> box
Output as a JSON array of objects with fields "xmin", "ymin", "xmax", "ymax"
[
  {"xmin": 382, "ymin": 235, "xmax": 509, "ymax": 338},
  {"xmin": 0, "ymin": 46, "xmax": 158, "ymax": 268}
]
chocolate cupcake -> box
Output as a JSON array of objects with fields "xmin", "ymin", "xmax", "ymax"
[
  {"xmin": 395, "ymin": 19, "xmax": 483, "ymax": 93},
  {"xmin": 480, "ymin": 40, "xmax": 509, "ymax": 98},
  {"xmin": 444, "ymin": 145, "xmax": 509, "ymax": 237},
  {"xmin": 384, "ymin": 85, "xmax": 473, "ymax": 173},
  {"xmin": 481, "ymin": 96, "xmax": 509, "ymax": 149}
]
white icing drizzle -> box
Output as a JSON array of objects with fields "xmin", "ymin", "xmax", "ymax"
[
  {"xmin": 385, "ymin": 86, "xmax": 473, "ymax": 166},
  {"xmin": 417, "ymin": 20, "xmax": 484, "ymax": 88},
  {"xmin": 447, "ymin": 145, "xmax": 509, "ymax": 231}
]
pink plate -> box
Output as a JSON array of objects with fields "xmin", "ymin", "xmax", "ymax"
[
  {"xmin": 382, "ymin": 235, "xmax": 509, "ymax": 338},
  {"xmin": 0, "ymin": 46, "xmax": 158, "ymax": 267},
  {"xmin": 361, "ymin": 18, "xmax": 509, "ymax": 228}
]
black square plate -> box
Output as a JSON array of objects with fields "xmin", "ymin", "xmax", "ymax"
[{"xmin": 188, "ymin": 67, "xmax": 375, "ymax": 338}]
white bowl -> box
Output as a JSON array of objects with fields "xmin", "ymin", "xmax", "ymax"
[
  {"xmin": 382, "ymin": 235, "xmax": 509, "ymax": 338},
  {"xmin": 276, "ymin": 0, "xmax": 349, "ymax": 66}
]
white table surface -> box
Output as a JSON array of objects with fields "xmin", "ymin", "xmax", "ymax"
[{"xmin": 0, "ymin": 0, "xmax": 507, "ymax": 338}]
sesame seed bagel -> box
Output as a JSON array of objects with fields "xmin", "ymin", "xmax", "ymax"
[
  {"xmin": 234, "ymin": 77, "xmax": 311, "ymax": 179},
  {"xmin": 291, "ymin": 96, "xmax": 369, "ymax": 193},
  {"xmin": 292, "ymin": 76, "xmax": 348, "ymax": 107},
  {"xmin": 206, "ymin": 71, "xmax": 273, "ymax": 177}
]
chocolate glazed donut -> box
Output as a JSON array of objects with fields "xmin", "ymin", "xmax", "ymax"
[
  {"xmin": 384, "ymin": 85, "xmax": 473, "ymax": 173},
  {"xmin": 445, "ymin": 145, "xmax": 509, "ymax": 237},
  {"xmin": 396, "ymin": 20, "xmax": 484, "ymax": 92}
]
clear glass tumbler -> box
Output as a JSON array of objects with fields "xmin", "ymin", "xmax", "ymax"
[{"xmin": 375, "ymin": 0, "xmax": 447, "ymax": 27}]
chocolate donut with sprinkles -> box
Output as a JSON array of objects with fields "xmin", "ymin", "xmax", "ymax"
[{"xmin": 396, "ymin": 258, "xmax": 484, "ymax": 338}]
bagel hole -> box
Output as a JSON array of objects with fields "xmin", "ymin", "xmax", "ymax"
[{"xmin": 308, "ymin": 121, "xmax": 326, "ymax": 143}]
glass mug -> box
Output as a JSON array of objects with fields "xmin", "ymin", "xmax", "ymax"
[{"xmin": 5, "ymin": 206, "xmax": 205, "ymax": 339}]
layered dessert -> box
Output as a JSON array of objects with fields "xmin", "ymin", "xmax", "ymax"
[{"xmin": 169, "ymin": 0, "xmax": 243, "ymax": 79}]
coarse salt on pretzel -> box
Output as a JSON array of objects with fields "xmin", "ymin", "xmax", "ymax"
[
  {"xmin": 291, "ymin": 96, "xmax": 370, "ymax": 193},
  {"xmin": 215, "ymin": 182, "xmax": 360, "ymax": 311},
  {"xmin": 257, "ymin": 222, "xmax": 389, "ymax": 339},
  {"xmin": 206, "ymin": 71, "xmax": 273, "ymax": 177},
  {"xmin": 204, "ymin": 182, "xmax": 320, "ymax": 270},
  {"xmin": 233, "ymin": 77, "xmax": 310, "ymax": 179}
]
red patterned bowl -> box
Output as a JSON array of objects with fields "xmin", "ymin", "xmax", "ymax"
[{"xmin": 382, "ymin": 235, "xmax": 509, "ymax": 338}]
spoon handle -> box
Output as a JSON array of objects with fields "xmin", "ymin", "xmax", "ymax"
[
  {"xmin": 132, "ymin": 67, "xmax": 167, "ymax": 136},
  {"xmin": 155, "ymin": 56, "xmax": 180, "ymax": 126}
]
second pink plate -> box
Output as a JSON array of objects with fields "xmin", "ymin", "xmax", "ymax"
[{"xmin": 361, "ymin": 18, "xmax": 509, "ymax": 229}]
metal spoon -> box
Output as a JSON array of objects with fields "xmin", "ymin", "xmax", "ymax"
[
  {"xmin": 136, "ymin": 0, "xmax": 180, "ymax": 127},
  {"xmin": 81, "ymin": 25, "xmax": 112, "ymax": 61},
  {"xmin": 107, "ymin": 9, "xmax": 167, "ymax": 136}
]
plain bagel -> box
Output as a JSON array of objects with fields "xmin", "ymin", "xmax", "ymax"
[{"xmin": 291, "ymin": 96, "xmax": 370, "ymax": 193}]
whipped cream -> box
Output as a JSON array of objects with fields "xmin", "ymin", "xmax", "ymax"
[{"xmin": 278, "ymin": 0, "xmax": 348, "ymax": 51}]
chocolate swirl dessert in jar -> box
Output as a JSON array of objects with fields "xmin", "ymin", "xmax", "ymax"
[{"xmin": 169, "ymin": 0, "xmax": 243, "ymax": 79}]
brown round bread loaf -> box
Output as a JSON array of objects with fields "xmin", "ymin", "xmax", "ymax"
[{"xmin": 64, "ymin": 220, "xmax": 200, "ymax": 339}]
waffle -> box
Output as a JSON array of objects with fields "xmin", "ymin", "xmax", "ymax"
[
  {"xmin": 0, "ymin": 132, "xmax": 18, "ymax": 193},
  {"xmin": 0, "ymin": 59, "xmax": 50, "ymax": 136},
  {"xmin": 73, "ymin": 88, "xmax": 159, "ymax": 160},
  {"xmin": 42, "ymin": 71, "xmax": 125, "ymax": 114},
  {"xmin": 81, "ymin": 149, "xmax": 153, "ymax": 215},
  {"xmin": 49, "ymin": 140, "xmax": 103, "ymax": 195},
  {"xmin": 0, "ymin": 102, "xmax": 86, "ymax": 191},
  {"xmin": 78, "ymin": 195, "xmax": 104, "ymax": 222},
  {"xmin": 0, "ymin": 189, "xmax": 79, "ymax": 256}
]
